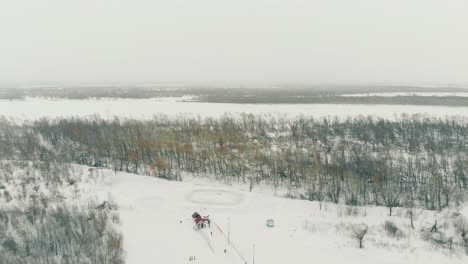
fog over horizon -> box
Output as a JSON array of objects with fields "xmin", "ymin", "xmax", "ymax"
[{"xmin": 1, "ymin": 0, "xmax": 467, "ymax": 86}]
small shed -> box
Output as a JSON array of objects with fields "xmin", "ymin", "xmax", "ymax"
[{"xmin": 266, "ymin": 219, "xmax": 275, "ymax": 227}]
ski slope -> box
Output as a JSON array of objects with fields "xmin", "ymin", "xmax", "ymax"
[{"xmin": 109, "ymin": 172, "xmax": 468, "ymax": 264}]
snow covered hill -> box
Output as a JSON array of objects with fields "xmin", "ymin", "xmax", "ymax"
[
  {"xmin": 1, "ymin": 161, "xmax": 466, "ymax": 263},
  {"xmin": 109, "ymin": 171, "xmax": 468, "ymax": 264}
]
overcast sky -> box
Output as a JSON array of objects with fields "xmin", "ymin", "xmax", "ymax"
[{"xmin": 0, "ymin": 0, "xmax": 467, "ymax": 86}]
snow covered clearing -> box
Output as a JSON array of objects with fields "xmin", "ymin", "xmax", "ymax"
[
  {"xmin": 109, "ymin": 171, "xmax": 468, "ymax": 264},
  {"xmin": 0, "ymin": 97, "xmax": 467, "ymax": 120}
]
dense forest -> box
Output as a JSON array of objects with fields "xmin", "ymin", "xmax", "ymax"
[{"xmin": 0, "ymin": 114, "xmax": 466, "ymax": 213}]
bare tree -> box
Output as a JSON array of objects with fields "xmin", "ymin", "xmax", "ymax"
[{"xmin": 351, "ymin": 223, "xmax": 369, "ymax": 249}]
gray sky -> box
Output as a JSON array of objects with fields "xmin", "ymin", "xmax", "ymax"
[{"xmin": 0, "ymin": 0, "xmax": 467, "ymax": 86}]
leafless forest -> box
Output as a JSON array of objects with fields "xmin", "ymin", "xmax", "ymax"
[{"xmin": 1, "ymin": 114, "xmax": 466, "ymax": 214}]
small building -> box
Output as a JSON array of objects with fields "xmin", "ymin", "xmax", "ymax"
[{"xmin": 266, "ymin": 219, "xmax": 275, "ymax": 227}]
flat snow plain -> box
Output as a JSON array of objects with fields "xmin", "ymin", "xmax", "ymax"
[{"xmin": 0, "ymin": 97, "xmax": 467, "ymax": 120}]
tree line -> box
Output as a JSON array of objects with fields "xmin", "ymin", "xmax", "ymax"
[{"xmin": 0, "ymin": 114, "xmax": 466, "ymax": 212}]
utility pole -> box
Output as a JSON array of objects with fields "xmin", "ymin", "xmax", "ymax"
[
  {"xmin": 228, "ymin": 217, "xmax": 230, "ymax": 246},
  {"xmin": 252, "ymin": 243, "xmax": 255, "ymax": 264}
]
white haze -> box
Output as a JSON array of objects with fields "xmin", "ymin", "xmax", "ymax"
[{"xmin": 0, "ymin": 0, "xmax": 467, "ymax": 86}]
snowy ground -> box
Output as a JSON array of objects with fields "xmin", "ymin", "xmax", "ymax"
[
  {"xmin": 1, "ymin": 161, "xmax": 466, "ymax": 263},
  {"xmin": 0, "ymin": 97, "xmax": 467, "ymax": 120},
  {"xmin": 109, "ymin": 171, "xmax": 468, "ymax": 264}
]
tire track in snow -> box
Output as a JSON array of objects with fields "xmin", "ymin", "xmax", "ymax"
[
  {"xmin": 214, "ymin": 222, "xmax": 247, "ymax": 263},
  {"xmin": 196, "ymin": 227, "xmax": 216, "ymax": 253}
]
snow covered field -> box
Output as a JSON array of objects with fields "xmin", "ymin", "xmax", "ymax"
[
  {"xmin": 0, "ymin": 97, "xmax": 467, "ymax": 120},
  {"xmin": 109, "ymin": 171, "xmax": 468, "ymax": 264},
  {"xmin": 1, "ymin": 161, "xmax": 467, "ymax": 264}
]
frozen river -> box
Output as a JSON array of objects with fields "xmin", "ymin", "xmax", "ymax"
[{"xmin": 0, "ymin": 97, "xmax": 467, "ymax": 120}]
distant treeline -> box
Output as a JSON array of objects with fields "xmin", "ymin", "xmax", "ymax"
[
  {"xmin": 0, "ymin": 114, "xmax": 466, "ymax": 212},
  {"xmin": 1, "ymin": 86, "xmax": 468, "ymax": 106}
]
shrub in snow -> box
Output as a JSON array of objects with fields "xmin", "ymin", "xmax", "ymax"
[
  {"xmin": 384, "ymin": 221, "xmax": 398, "ymax": 236},
  {"xmin": 26, "ymin": 205, "xmax": 46, "ymax": 224},
  {"xmin": 2, "ymin": 239, "xmax": 18, "ymax": 255},
  {"xmin": 384, "ymin": 220, "xmax": 405, "ymax": 239},
  {"xmin": 421, "ymin": 229, "xmax": 452, "ymax": 249},
  {"xmin": 338, "ymin": 205, "xmax": 367, "ymax": 217},
  {"xmin": 3, "ymin": 190, "xmax": 12, "ymax": 202},
  {"xmin": 420, "ymin": 220, "xmax": 456, "ymax": 251}
]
